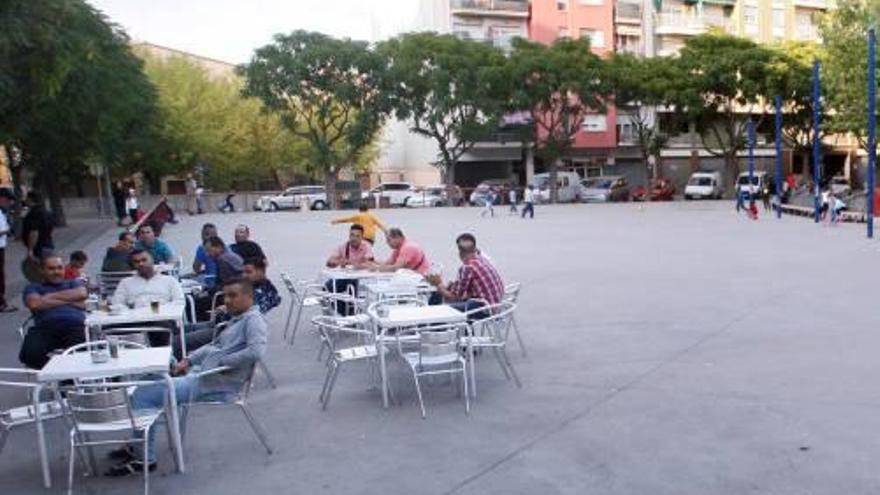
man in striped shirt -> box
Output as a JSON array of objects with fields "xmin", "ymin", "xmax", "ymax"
[{"xmin": 427, "ymin": 233, "xmax": 504, "ymax": 313}]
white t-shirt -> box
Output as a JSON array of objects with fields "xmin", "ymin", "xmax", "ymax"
[
  {"xmin": 112, "ymin": 273, "xmax": 184, "ymax": 308},
  {"xmin": 524, "ymin": 188, "xmax": 536, "ymax": 203},
  {"xmin": 0, "ymin": 212, "xmax": 9, "ymax": 248}
]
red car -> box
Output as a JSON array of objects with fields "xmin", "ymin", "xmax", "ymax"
[{"xmin": 633, "ymin": 178, "xmax": 676, "ymax": 202}]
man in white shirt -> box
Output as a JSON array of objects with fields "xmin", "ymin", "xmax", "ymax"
[
  {"xmin": 522, "ymin": 184, "xmax": 536, "ymax": 219},
  {"xmin": 112, "ymin": 248, "xmax": 184, "ymax": 346},
  {"xmin": 0, "ymin": 188, "xmax": 15, "ymax": 312}
]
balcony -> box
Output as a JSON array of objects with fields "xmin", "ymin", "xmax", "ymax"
[
  {"xmin": 450, "ymin": 0, "xmax": 529, "ymax": 17},
  {"xmin": 793, "ymin": 0, "xmax": 828, "ymax": 9},
  {"xmin": 655, "ymin": 12, "xmax": 735, "ymax": 36},
  {"xmin": 615, "ymin": 1, "xmax": 642, "ymax": 24}
]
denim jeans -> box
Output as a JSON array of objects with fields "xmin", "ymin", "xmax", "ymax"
[{"xmin": 448, "ymin": 299, "xmax": 489, "ymax": 322}]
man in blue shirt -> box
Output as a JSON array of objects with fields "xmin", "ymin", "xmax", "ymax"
[
  {"xmin": 20, "ymin": 255, "xmax": 87, "ymax": 368},
  {"xmin": 191, "ymin": 223, "xmax": 218, "ymax": 288},
  {"xmin": 134, "ymin": 224, "xmax": 176, "ymax": 264}
]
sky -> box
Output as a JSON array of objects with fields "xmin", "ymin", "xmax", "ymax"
[{"xmin": 87, "ymin": 0, "xmax": 420, "ymax": 64}]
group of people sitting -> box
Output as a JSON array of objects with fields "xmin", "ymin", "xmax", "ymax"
[
  {"xmin": 326, "ymin": 204, "xmax": 505, "ymax": 313},
  {"xmin": 19, "ymin": 220, "xmax": 278, "ymax": 477}
]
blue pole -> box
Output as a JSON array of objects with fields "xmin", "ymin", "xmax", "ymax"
[
  {"xmin": 774, "ymin": 95, "xmax": 783, "ymax": 219},
  {"xmin": 812, "ymin": 60, "xmax": 821, "ymax": 223},
  {"xmin": 867, "ymin": 28, "xmax": 876, "ymax": 238},
  {"xmin": 747, "ymin": 118, "xmax": 755, "ymax": 198}
]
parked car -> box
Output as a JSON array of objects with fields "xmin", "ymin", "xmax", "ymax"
[
  {"xmin": 633, "ymin": 178, "xmax": 676, "ymax": 202},
  {"xmin": 362, "ymin": 182, "xmax": 415, "ymax": 207},
  {"xmin": 405, "ymin": 186, "xmax": 462, "ymax": 207},
  {"xmin": 534, "ymin": 171, "xmax": 581, "ymax": 203},
  {"xmin": 579, "ymin": 176, "xmax": 630, "ymax": 203},
  {"xmin": 255, "ymin": 185, "xmax": 328, "ymax": 211},
  {"xmin": 736, "ymin": 171, "xmax": 770, "ymax": 199},
  {"xmin": 684, "ymin": 171, "xmax": 724, "ymax": 200},
  {"xmin": 469, "ymin": 179, "xmax": 514, "ymax": 206},
  {"xmin": 829, "ymin": 176, "xmax": 852, "ymax": 196}
]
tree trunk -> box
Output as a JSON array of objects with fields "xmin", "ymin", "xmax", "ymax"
[
  {"xmin": 549, "ymin": 159, "xmax": 559, "ymax": 204},
  {"xmin": 324, "ymin": 169, "xmax": 339, "ymax": 209},
  {"xmin": 725, "ymin": 151, "xmax": 740, "ymax": 194},
  {"xmin": 41, "ymin": 164, "xmax": 67, "ymax": 227},
  {"xmin": 444, "ymin": 162, "xmax": 458, "ymax": 206}
]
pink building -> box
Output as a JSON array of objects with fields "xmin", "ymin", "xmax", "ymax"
[{"xmin": 529, "ymin": 0, "xmax": 617, "ymax": 177}]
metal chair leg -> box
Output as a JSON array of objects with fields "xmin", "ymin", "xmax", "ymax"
[
  {"xmin": 510, "ymin": 318, "xmax": 527, "ymax": 358},
  {"xmin": 412, "ymin": 372, "xmax": 427, "ymax": 419},
  {"xmin": 462, "ymin": 363, "xmax": 470, "ymax": 415},
  {"xmin": 67, "ymin": 433, "xmax": 76, "ymax": 495},
  {"xmin": 491, "ymin": 347, "xmax": 512, "ymax": 380},
  {"xmin": 502, "ymin": 348, "xmax": 522, "ymax": 388},
  {"xmin": 0, "ymin": 427, "xmax": 8, "ymax": 454},
  {"xmin": 283, "ymin": 299, "xmax": 296, "ymax": 342},
  {"xmin": 143, "ymin": 427, "xmax": 151, "ymax": 495},
  {"xmin": 290, "ymin": 301, "xmax": 306, "ymax": 346},
  {"xmin": 319, "ymin": 361, "xmax": 335, "ymax": 404},
  {"xmin": 239, "ymin": 403, "xmax": 273, "ymax": 454},
  {"xmin": 322, "ymin": 363, "xmax": 342, "ymax": 411},
  {"xmin": 257, "ymin": 359, "xmax": 277, "ymax": 389}
]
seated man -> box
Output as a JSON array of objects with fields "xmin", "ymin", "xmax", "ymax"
[
  {"xmin": 191, "ymin": 223, "xmax": 218, "ymax": 288},
  {"xmin": 426, "ymin": 233, "xmax": 504, "ymax": 314},
  {"xmin": 134, "ymin": 224, "xmax": 176, "ymax": 264},
  {"xmin": 20, "ymin": 255, "xmax": 87, "ymax": 369},
  {"xmin": 102, "ymin": 231, "xmax": 135, "ymax": 272},
  {"xmin": 175, "ymin": 257, "xmax": 280, "ymax": 359},
  {"xmin": 193, "ymin": 236, "xmax": 243, "ymax": 320},
  {"xmin": 326, "ymin": 224, "xmax": 374, "ymax": 269},
  {"xmin": 105, "ymin": 278, "xmax": 267, "ymax": 476},
  {"xmin": 112, "ymin": 249, "xmax": 185, "ymax": 346},
  {"xmin": 367, "ymin": 227, "xmax": 430, "ymax": 274},
  {"xmin": 229, "ymin": 224, "xmax": 266, "ymax": 263}
]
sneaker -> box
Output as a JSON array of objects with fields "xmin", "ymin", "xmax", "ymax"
[
  {"xmin": 104, "ymin": 460, "xmax": 156, "ymax": 477},
  {"xmin": 106, "ymin": 446, "xmax": 135, "ymax": 462}
]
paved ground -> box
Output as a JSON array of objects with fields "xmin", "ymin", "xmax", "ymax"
[{"xmin": 2, "ymin": 201, "xmax": 880, "ymax": 495}]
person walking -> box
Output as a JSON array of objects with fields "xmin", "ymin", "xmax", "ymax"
[
  {"xmin": 185, "ymin": 174, "xmax": 197, "ymax": 215},
  {"xmin": 112, "ymin": 181, "xmax": 127, "ymax": 226},
  {"xmin": 508, "ymin": 188, "xmax": 518, "ymax": 215},
  {"xmin": 0, "ymin": 188, "xmax": 17, "ymax": 312},
  {"xmin": 125, "ymin": 187, "xmax": 139, "ymax": 224},
  {"xmin": 219, "ymin": 190, "xmax": 236, "ymax": 213},
  {"xmin": 480, "ymin": 189, "xmax": 496, "ymax": 218},
  {"xmin": 521, "ymin": 185, "xmax": 536, "ymax": 219},
  {"xmin": 195, "ymin": 185, "xmax": 205, "ymax": 214}
]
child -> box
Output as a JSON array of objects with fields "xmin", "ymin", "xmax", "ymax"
[
  {"xmin": 747, "ymin": 199, "xmax": 759, "ymax": 220},
  {"xmin": 509, "ymin": 188, "xmax": 518, "ymax": 214},
  {"xmin": 63, "ymin": 251, "xmax": 89, "ymax": 280}
]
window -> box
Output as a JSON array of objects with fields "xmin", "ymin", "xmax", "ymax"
[
  {"xmin": 744, "ymin": 6, "xmax": 759, "ymax": 35},
  {"xmin": 772, "ymin": 8, "xmax": 785, "ymax": 37},
  {"xmin": 586, "ymin": 166, "xmax": 603, "ymax": 178},
  {"xmin": 615, "ymin": 33, "xmax": 640, "ymax": 54},
  {"xmin": 557, "ymin": 0, "xmax": 567, "ymax": 10},
  {"xmin": 580, "ymin": 0, "xmax": 602, "ymax": 5},
  {"xmin": 558, "ymin": 26, "xmax": 569, "ymax": 39},
  {"xmin": 579, "ymin": 28, "xmax": 605, "ymax": 48},
  {"xmin": 582, "ymin": 114, "xmax": 608, "ymax": 132}
]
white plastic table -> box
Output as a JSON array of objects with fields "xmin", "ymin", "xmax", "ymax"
[
  {"xmin": 86, "ymin": 302, "xmax": 187, "ymax": 353},
  {"xmin": 35, "ymin": 347, "xmax": 186, "ymax": 486},
  {"xmin": 374, "ymin": 305, "xmax": 467, "ymax": 408},
  {"xmin": 320, "ymin": 268, "xmax": 392, "ymax": 283}
]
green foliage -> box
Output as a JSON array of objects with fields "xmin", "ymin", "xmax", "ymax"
[
  {"xmin": 768, "ymin": 41, "xmax": 825, "ymax": 154},
  {"xmin": 507, "ymin": 37, "xmax": 609, "ymax": 201},
  {"xmin": 240, "ymin": 30, "xmax": 390, "ymax": 205},
  {"xmin": 378, "ymin": 32, "xmax": 510, "ymax": 188}
]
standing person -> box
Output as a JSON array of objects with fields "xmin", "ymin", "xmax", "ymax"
[
  {"xmin": 735, "ymin": 188, "xmax": 746, "ymax": 213},
  {"xmin": 747, "ymin": 198, "xmax": 759, "ymax": 220},
  {"xmin": 331, "ymin": 203, "xmax": 387, "ymax": 244},
  {"xmin": 508, "ymin": 188, "xmax": 518, "ymax": 214},
  {"xmin": 22, "ymin": 191, "xmax": 54, "ymax": 260},
  {"xmin": 0, "ymin": 188, "xmax": 16, "ymax": 312},
  {"xmin": 762, "ymin": 181, "xmax": 772, "ymax": 212},
  {"xmin": 195, "ymin": 185, "xmax": 205, "ymax": 214},
  {"xmin": 521, "ymin": 185, "xmax": 536, "ymax": 219},
  {"xmin": 19, "ymin": 255, "xmax": 87, "ymax": 369},
  {"xmin": 185, "ymin": 174, "xmax": 197, "ymax": 215},
  {"xmin": 112, "ymin": 181, "xmax": 127, "ymax": 226},
  {"xmin": 125, "ymin": 187, "xmax": 139, "ymax": 224},
  {"xmin": 481, "ymin": 189, "xmax": 496, "ymax": 218}
]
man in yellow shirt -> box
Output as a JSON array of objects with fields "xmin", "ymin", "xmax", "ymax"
[{"xmin": 331, "ymin": 203, "xmax": 387, "ymax": 244}]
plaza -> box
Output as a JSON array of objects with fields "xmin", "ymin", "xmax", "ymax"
[{"xmin": 2, "ymin": 202, "xmax": 879, "ymax": 494}]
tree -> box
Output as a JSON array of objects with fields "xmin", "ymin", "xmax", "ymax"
[
  {"xmin": 508, "ymin": 38, "xmax": 609, "ymax": 203},
  {"xmin": 378, "ymin": 32, "xmax": 509, "ymax": 198},
  {"xmin": 608, "ymin": 53, "xmax": 680, "ymax": 180},
  {"xmin": 240, "ymin": 30, "xmax": 390, "ymax": 208},
  {"xmin": 820, "ymin": 0, "xmax": 878, "ymax": 154},
  {"xmin": 672, "ymin": 33, "xmax": 778, "ymax": 185},
  {"xmin": 1, "ymin": 0, "xmax": 159, "ymax": 225}
]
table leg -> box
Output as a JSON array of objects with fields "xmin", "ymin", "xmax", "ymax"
[
  {"xmin": 177, "ymin": 317, "xmax": 186, "ymax": 358},
  {"xmin": 33, "ymin": 384, "xmax": 52, "ymax": 488},
  {"xmin": 162, "ymin": 373, "xmax": 185, "ymax": 473}
]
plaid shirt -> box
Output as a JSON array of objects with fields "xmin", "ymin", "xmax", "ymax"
[{"xmin": 447, "ymin": 255, "xmax": 504, "ymax": 304}]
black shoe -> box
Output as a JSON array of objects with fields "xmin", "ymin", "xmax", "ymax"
[
  {"xmin": 105, "ymin": 460, "xmax": 156, "ymax": 477},
  {"xmin": 106, "ymin": 446, "xmax": 135, "ymax": 462}
]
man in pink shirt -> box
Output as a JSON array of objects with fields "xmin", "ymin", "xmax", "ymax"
[
  {"xmin": 370, "ymin": 228, "xmax": 431, "ymax": 274},
  {"xmin": 326, "ymin": 224, "xmax": 374, "ymax": 269}
]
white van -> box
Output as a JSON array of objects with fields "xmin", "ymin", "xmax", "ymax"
[
  {"xmin": 736, "ymin": 171, "xmax": 769, "ymax": 199},
  {"xmin": 534, "ymin": 171, "xmax": 581, "ymax": 203},
  {"xmin": 684, "ymin": 171, "xmax": 723, "ymax": 200}
]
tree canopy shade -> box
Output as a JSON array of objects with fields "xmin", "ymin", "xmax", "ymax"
[
  {"xmin": 377, "ymin": 32, "xmax": 510, "ymax": 196},
  {"xmin": 671, "ymin": 33, "xmax": 779, "ymax": 183},
  {"xmin": 240, "ymin": 30, "xmax": 390, "ymax": 207},
  {"xmin": 1, "ymin": 0, "xmax": 159, "ymax": 225},
  {"xmin": 507, "ymin": 37, "xmax": 609, "ymax": 202}
]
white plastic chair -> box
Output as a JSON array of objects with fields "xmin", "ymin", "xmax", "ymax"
[
  {"xmin": 97, "ymin": 271, "xmax": 136, "ymax": 299},
  {"xmin": 312, "ymin": 315, "xmax": 386, "ymax": 410},
  {"xmin": 502, "ymin": 283, "xmax": 528, "ymax": 357},
  {"xmin": 398, "ymin": 324, "xmax": 469, "ymax": 418},
  {"xmin": 62, "ymin": 380, "xmax": 165, "ymax": 495},
  {"xmin": 461, "ymin": 301, "xmax": 522, "ymax": 398},
  {"xmin": 280, "ymin": 272, "xmax": 325, "ymax": 345},
  {"xmin": 0, "ymin": 369, "xmax": 66, "ymax": 458}
]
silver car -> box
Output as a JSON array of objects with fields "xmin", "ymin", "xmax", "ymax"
[{"xmin": 256, "ymin": 186, "xmax": 328, "ymax": 211}]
